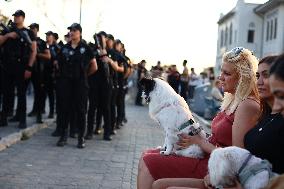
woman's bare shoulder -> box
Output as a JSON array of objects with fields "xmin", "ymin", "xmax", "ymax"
[{"xmin": 236, "ymin": 97, "xmax": 260, "ymax": 115}]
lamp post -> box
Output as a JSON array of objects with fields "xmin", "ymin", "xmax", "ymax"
[{"xmin": 79, "ymin": 0, "xmax": 82, "ymax": 24}]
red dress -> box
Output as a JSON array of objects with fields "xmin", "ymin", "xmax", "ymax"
[{"xmin": 142, "ymin": 111, "xmax": 234, "ymax": 180}]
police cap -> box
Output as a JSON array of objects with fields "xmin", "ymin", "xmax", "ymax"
[
  {"xmin": 12, "ymin": 10, "xmax": 25, "ymax": 18},
  {"xmin": 67, "ymin": 23, "xmax": 82, "ymax": 33}
]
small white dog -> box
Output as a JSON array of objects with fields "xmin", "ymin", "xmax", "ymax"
[
  {"xmin": 208, "ymin": 146, "xmax": 277, "ymax": 189},
  {"xmin": 140, "ymin": 78, "xmax": 207, "ymax": 158}
]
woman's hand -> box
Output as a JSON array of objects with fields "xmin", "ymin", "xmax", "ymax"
[
  {"xmin": 203, "ymin": 174, "xmax": 214, "ymax": 189},
  {"xmin": 203, "ymin": 174, "xmax": 243, "ymax": 189},
  {"xmin": 176, "ymin": 133, "xmax": 204, "ymax": 149}
]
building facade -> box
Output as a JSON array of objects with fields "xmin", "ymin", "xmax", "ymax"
[{"xmin": 215, "ymin": 0, "xmax": 284, "ymax": 76}]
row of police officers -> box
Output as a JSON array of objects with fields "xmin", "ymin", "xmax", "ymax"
[{"xmin": 0, "ymin": 10, "xmax": 133, "ymax": 148}]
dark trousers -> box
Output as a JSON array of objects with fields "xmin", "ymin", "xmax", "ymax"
[
  {"xmin": 180, "ymin": 81, "xmax": 188, "ymax": 101},
  {"xmin": 135, "ymin": 84, "xmax": 143, "ymax": 105},
  {"xmin": 43, "ymin": 73, "xmax": 55, "ymax": 115},
  {"xmin": 110, "ymin": 87, "xmax": 117, "ymax": 130},
  {"xmin": 0, "ymin": 66, "xmax": 3, "ymax": 111},
  {"xmin": 87, "ymin": 81, "xmax": 111, "ymax": 137},
  {"xmin": 116, "ymin": 87, "xmax": 125, "ymax": 125},
  {"xmin": 30, "ymin": 69, "xmax": 45, "ymax": 114},
  {"xmin": 57, "ymin": 78, "xmax": 88, "ymax": 139},
  {"xmin": 2, "ymin": 63, "xmax": 28, "ymax": 123}
]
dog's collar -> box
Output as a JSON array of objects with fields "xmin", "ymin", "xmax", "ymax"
[
  {"xmin": 238, "ymin": 159, "xmax": 277, "ymax": 186},
  {"xmin": 178, "ymin": 119, "xmax": 195, "ymax": 131},
  {"xmin": 238, "ymin": 153, "xmax": 253, "ymax": 175}
]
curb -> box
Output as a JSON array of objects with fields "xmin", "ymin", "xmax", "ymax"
[
  {"xmin": 0, "ymin": 119, "xmax": 54, "ymax": 152},
  {"xmin": 192, "ymin": 112, "xmax": 211, "ymax": 128}
]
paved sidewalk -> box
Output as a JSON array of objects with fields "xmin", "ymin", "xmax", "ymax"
[
  {"xmin": 0, "ymin": 104, "xmax": 164, "ymax": 189},
  {"xmin": 0, "ymin": 101, "xmax": 210, "ymax": 189}
]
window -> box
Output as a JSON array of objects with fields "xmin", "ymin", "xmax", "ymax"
[
  {"xmin": 266, "ymin": 21, "xmax": 269, "ymax": 41},
  {"xmin": 225, "ymin": 27, "xmax": 228, "ymax": 46},
  {"xmin": 220, "ymin": 30, "xmax": 224, "ymax": 47},
  {"xmin": 229, "ymin": 23, "xmax": 233, "ymax": 45},
  {"xmin": 274, "ymin": 18, "xmax": 277, "ymax": 39},
  {"xmin": 247, "ymin": 30, "xmax": 254, "ymax": 43},
  {"xmin": 270, "ymin": 19, "xmax": 273, "ymax": 40}
]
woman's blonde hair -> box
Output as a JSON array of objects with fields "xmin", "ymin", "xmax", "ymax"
[{"xmin": 220, "ymin": 47, "xmax": 259, "ymax": 114}]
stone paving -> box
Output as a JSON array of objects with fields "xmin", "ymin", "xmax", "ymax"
[{"xmin": 0, "ymin": 104, "xmax": 165, "ymax": 189}]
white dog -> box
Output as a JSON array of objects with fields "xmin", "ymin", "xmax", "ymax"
[
  {"xmin": 140, "ymin": 78, "xmax": 207, "ymax": 158},
  {"xmin": 208, "ymin": 146, "xmax": 277, "ymax": 189}
]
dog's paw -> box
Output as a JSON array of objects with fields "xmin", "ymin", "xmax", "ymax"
[
  {"xmin": 156, "ymin": 146, "xmax": 166, "ymax": 151},
  {"xmin": 160, "ymin": 151, "xmax": 170, "ymax": 155}
]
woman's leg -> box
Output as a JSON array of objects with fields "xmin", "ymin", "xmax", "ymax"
[
  {"xmin": 137, "ymin": 157, "xmax": 155, "ymax": 189},
  {"xmin": 152, "ymin": 178, "xmax": 205, "ymax": 189},
  {"xmin": 167, "ymin": 187, "xmax": 199, "ymax": 189}
]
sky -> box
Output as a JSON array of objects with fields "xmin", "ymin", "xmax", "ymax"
[{"xmin": 0, "ymin": 0, "xmax": 268, "ymax": 73}]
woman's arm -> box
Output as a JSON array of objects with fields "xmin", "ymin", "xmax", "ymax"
[{"xmin": 231, "ymin": 98, "xmax": 260, "ymax": 148}]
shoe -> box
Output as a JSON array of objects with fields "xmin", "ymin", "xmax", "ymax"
[
  {"xmin": 110, "ymin": 130, "xmax": 116, "ymax": 135},
  {"xmin": 69, "ymin": 133, "xmax": 77, "ymax": 138},
  {"xmin": 103, "ymin": 136, "xmax": 112, "ymax": 141},
  {"xmin": 77, "ymin": 138, "xmax": 85, "ymax": 148},
  {"xmin": 18, "ymin": 122, "xmax": 27, "ymax": 129},
  {"xmin": 9, "ymin": 116, "xmax": 19, "ymax": 122},
  {"xmin": 94, "ymin": 129, "xmax": 102, "ymax": 135},
  {"xmin": 56, "ymin": 137, "xmax": 67, "ymax": 147},
  {"xmin": 36, "ymin": 114, "xmax": 43, "ymax": 124},
  {"xmin": 51, "ymin": 130, "xmax": 61, "ymax": 137},
  {"xmin": 115, "ymin": 125, "xmax": 121, "ymax": 129},
  {"xmin": 48, "ymin": 113, "xmax": 54, "ymax": 119},
  {"xmin": 123, "ymin": 117, "xmax": 128, "ymax": 123},
  {"xmin": 28, "ymin": 111, "xmax": 36, "ymax": 117},
  {"xmin": 84, "ymin": 133, "xmax": 93, "ymax": 140},
  {"xmin": 0, "ymin": 117, "xmax": 8, "ymax": 127},
  {"xmin": 117, "ymin": 122, "xmax": 124, "ymax": 127}
]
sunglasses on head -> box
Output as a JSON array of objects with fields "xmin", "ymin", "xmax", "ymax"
[
  {"xmin": 227, "ymin": 47, "xmax": 244, "ymax": 59},
  {"xmin": 227, "ymin": 47, "xmax": 254, "ymax": 60}
]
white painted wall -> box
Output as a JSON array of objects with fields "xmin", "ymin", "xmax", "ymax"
[{"xmin": 262, "ymin": 4, "xmax": 284, "ymax": 56}]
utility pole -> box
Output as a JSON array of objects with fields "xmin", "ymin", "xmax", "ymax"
[{"xmin": 79, "ymin": 0, "xmax": 82, "ymax": 24}]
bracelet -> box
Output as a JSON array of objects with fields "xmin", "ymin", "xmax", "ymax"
[{"xmin": 25, "ymin": 65, "xmax": 33, "ymax": 72}]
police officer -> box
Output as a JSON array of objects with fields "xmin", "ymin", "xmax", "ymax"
[
  {"xmin": 113, "ymin": 40, "xmax": 128, "ymax": 128},
  {"xmin": 28, "ymin": 23, "xmax": 51, "ymax": 123},
  {"xmin": 0, "ymin": 10, "xmax": 37, "ymax": 128},
  {"xmin": 56, "ymin": 23, "xmax": 97, "ymax": 148},
  {"xmin": 44, "ymin": 31, "xmax": 57, "ymax": 119},
  {"xmin": 121, "ymin": 44, "xmax": 133, "ymax": 124},
  {"xmin": 106, "ymin": 35, "xmax": 124, "ymax": 132},
  {"xmin": 85, "ymin": 31, "xmax": 116, "ymax": 141}
]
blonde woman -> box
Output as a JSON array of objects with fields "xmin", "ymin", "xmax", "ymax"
[{"xmin": 137, "ymin": 47, "xmax": 261, "ymax": 189}]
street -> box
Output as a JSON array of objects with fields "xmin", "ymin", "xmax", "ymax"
[{"xmin": 0, "ymin": 104, "xmax": 164, "ymax": 189}]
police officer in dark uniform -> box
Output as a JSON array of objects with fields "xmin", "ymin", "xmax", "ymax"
[
  {"xmin": 28, "ymin": 23, "xmax": 51, "ymax": 123},
  {"xmin": 106, "ymin": 36, "xmax": 125, "ymax": 132},
  {"xmin": 113, "ymin": 40, "xmax": 128, "ymax": 128},
  {"xmin": 85, "ymin": 31, "xmax": 117, "ymax": 141},
  {"xmin": 121, "ymin": 44, "xmax": 133, "ymax": 124},
  {"xmin": 0, "ymin": 10, "xmax": 37, "ymax": 128},
  {"xmin": 56, "ymin": 23, "xmax": 97, "ymax": 148},
  {"xmin": 44, "ymin": 31, "xmax": 57, "ymax": 119}
]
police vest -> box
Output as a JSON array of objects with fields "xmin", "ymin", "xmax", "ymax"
[
  {"xmin": 58, "ymin": 42, "xmax": 92, "ymax": 80},
  {"xmin": 3, "ymin": 28, "xmax": 33, "ymax": 62}
]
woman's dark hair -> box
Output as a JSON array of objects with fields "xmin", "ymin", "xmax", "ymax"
[
  {"xmin": 258, "ymin": 55, "xmax": 278, "ymax": 120},
  {"xmin": 270, "ymin": 53, "xmax": 284, "ymax": 81},
  {"xmin": 259, "ymin": 55, "xmax": 278, "ymax": 65}
]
